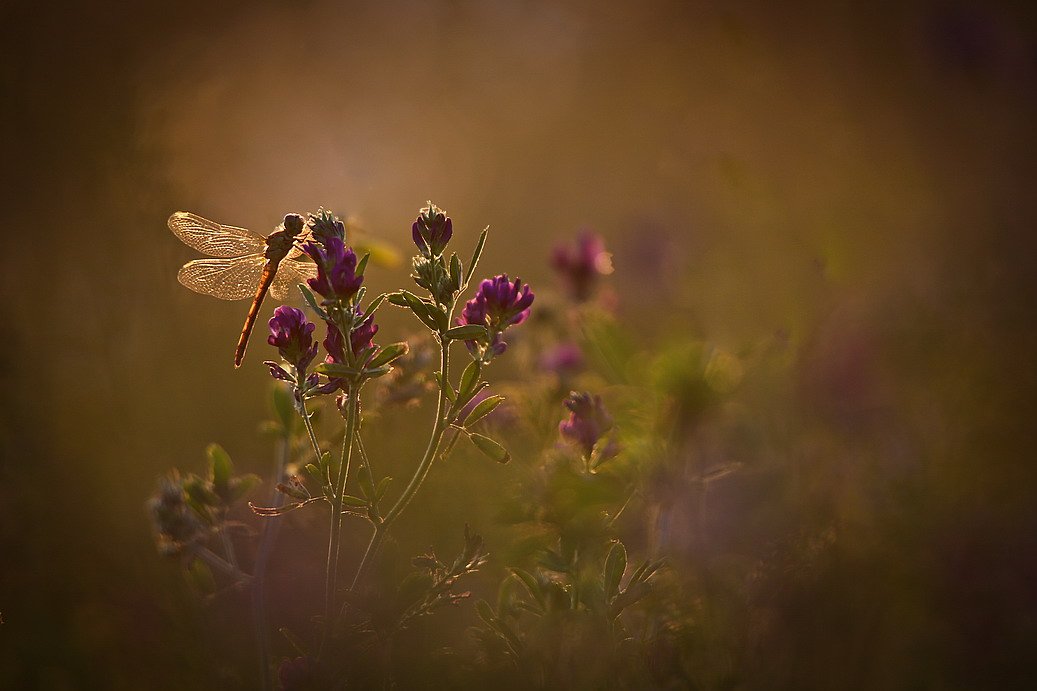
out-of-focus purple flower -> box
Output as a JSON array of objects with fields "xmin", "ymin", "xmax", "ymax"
[
  {"xmin": 456, "ymin": 274, "xmax": 534, "ymax": 356},
  {"xmin": 147, "ymin": 472, "xmax": 204, "ymax": 557},
  {"xmin": 551, "ymin": 230, "xmax": 613, "ymax": 301},
  {"xmin": 540, "ymin": 342, "xmax": 584, "ymax": 377},
  {"xmin": 411, "ymin": 202, "xmax": 453, "ymax": 256},
  {"xmin": 307, "ymin": 207, "xmax": 346, "ymax": 246},
  {"xmin": 559, "ymin": 391, "xmax": 614, "ymax": 457},
  {"xmin": 266, "ymin": 306, "xmax": 318, "ymax": 373},
  {"xmin": 303, "ymin": 236, "xmax": 363, "ymax": 303}
]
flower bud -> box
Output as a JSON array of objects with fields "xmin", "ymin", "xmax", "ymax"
[{"xmin": 412, "ymin": 201, "xmax": 453, "ymax": 257}]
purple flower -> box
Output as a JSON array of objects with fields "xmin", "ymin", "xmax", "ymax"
[
  {"xmin": 349, "ymin": 313, "xmax": 379, "ymax": 360},
  {"xmin": 559, "ymin": 391, "xmax": 614, "ymax": 457},
  {"xmin": 411, "ymin": 202, "xmax": 453, "ymax": 256},
  {"xmin": 540, "ymin": 342, "xmax": 584, "ymax": 377},
  {"xmin": 456, "ymin": 275, "xmax": 534, "ymax": 357},
  {"xmin": 324, "ymin": 313, "xmax": 379, "ymax": 366},
  {"xmin": 265, "ymin": 306, "xmax": 318, "ymax": 380},
  {"xmin": 551, "ymin": 230, "xmax": 613, "ymax": 301},
  {"xmin": 303, "ymin": 236, "xmax": 363, "ymax": 303}
]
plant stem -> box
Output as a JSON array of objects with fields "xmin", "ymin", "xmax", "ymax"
[
  {"xmin": 299, "ymin": 394, "xmax": 324, "ymax": 469},
  {"xmin": 219, "ymin": 523, "xmax": 238, "ymax": 569},
  {"xmin": 323, "ymin": 385, "xmax": 359, "ymax": 643},
  {"xmin": 350, "ymin": 335, "xmax": 452, "ymax": 590},
  {"xmin": 194, "ymin": 545, "xmax": 250, "ymax": 581},
  {"xmin": 608, "ymin": 487, "xmax": 638, "ymax": 528}
]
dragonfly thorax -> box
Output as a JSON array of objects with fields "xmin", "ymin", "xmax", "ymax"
[{"xmin": 264, "ymin": 213, "xmax": 306, "ymax": 261}]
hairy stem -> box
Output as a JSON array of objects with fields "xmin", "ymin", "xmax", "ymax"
[
  {"xmin": 350, "ymin": 335, "xmax": 452, "ymax": 590},
  {"xmin": 299, "ymin": 394, "xmax": 324, "ymax": 472},
  {"xmin": 323, "ymin": 385, "xmax": 359, "ymax": 643}
]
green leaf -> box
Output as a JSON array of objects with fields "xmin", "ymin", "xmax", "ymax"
[
  {"xmin": 462, "ymin": 395, "xmax": 505, "ymax": 427},
  {"xmin": 475, "ymin": 599, "xmax": 496, "ymax": 626},
  {"xmin": 341, "ymin": 494, "xmax": 367, "ymax": 507},
  {"xmin": 635, "ymin": 558, "xmax": 666, "ymax": 585},
  {"xmin": 629, "ymin": 558, "xmax": 650, "ymax": 586},
  {"xmin": 272, "ymin": 383, "xmax": 295, "ymax": 434},
  {"xmin": 603, "ymin": 541, "xmax": 627, "ymax": 601},
  {"xmin": 433, "ymin": 370, "xmax": 456, "ymax": 401},
  {"xmin": 509, "ymin": 568, "xmax": 545, "ymax": 610},
  {"xmin": 538, "ymin": 549, "xmax": 570, "ymax": 574},
  {"xmin": 187, "ymin": 558, "xmax": 216, "ymax": 594},
  {"xmin": 362, "ymin": 365, "xmax": 392, "ymax": 379},
  {"xmin": 207, "ymin": 444, "xmax": 233, "ymax": 497},
  {"xmin": 365, "ymin": 292, "xmax": 387, "ymax": 317},
  {"xmin": 315, "ymin": 363, "xmax": 360, "ymax": 378},
  {"xmin": 449, "ymin": 253, "xmax": 463, "ymax": 292},
  {"xmin": 444, "ymin": 324, "xmax": 488, "ymax": 341},
  {"xmin": 458, "ymin": 360, "xmax": 481, "ymax": 400},
  {"xmin": 387, "ymin": 292, "xmax": 409, "ymax": 307},
  {"xmin": 304, "ymin": 463, "xmax": 323, "ymax": 485},
  {"xmin": 469, "ymin": 433, "xmax": 510, "ymax": 464},
  {"xmin": 355, "ymin": 252, "xmax": 371, "ymax": 277},
  {"xmin": 374, "ymin": 476, "xmax": 393, "ymax": 501},
  {"xmin": 367, "ymin": 342, "xmax": 409, "ymax": 368},
  {"xmin": 229, "ymin": 474, "xmax": 261, "ymax": 503},
  {"xmin": 400, "ymin": 291, "xmax": 440, "ymax": 330},
  {"xmin": 427, "ymin": 303, "xmax": 449, "ymax": 331},
  {"xmin": 298, "ymin": 283, "xmax": 327, "ymax": 320},
  {"xmin": 464, "ymin": 227, "xmax": 489, "ymax": 288}
]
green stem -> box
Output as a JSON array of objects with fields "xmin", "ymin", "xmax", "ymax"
[
  {"xmin": 608, "ymin": 487, "xmax": 637, "ymax": 528},
  {"xmin": 298, "ymin": 393, "xmax": 324, "ymax": 471},
  {"xmin": 350, "ymin": 335, "xmax": 452, "ymax": 590},
  {"xmin": 353, "ymin": 431, "xmax": 379, "ymax": 515},
  {"xmin": 218, "ymin": 522, "xmax": 238, "ymax": 569},
  {"xmin": 194, "ymin": 545, "xmax": 250, "ymax": 582},
  {"xmin": 323, "ymin": 385, "xmax": 359, "ymax": 642}
]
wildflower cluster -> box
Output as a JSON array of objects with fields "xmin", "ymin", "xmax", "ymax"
[
  {"xmin": 154, "ymin": 201, "xmax": 537, "ymax": 687},
  {"xmin": 455, "ymin": 274, "xmax": 534, "ymax": 359}
]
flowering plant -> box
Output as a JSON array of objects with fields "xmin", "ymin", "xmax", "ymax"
[
  {"xmin": 150, "ymin": 202, "xmax": 540, "ymax": 688},
  {"xmin": 150, "ymin": 215, "xmax": 693, "ymax": 689}
]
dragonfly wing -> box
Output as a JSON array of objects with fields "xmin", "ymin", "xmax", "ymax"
[
  {"xmin": 178, "ymin": 255, "xmax": 267, "ymax": 300},
  {"xmin": 168, "ymin": 211, "xmax": 267, "ymax": 258},
  {"xmin": 270, "ymin": 258, "xmax": 319, "ymax": 301}
]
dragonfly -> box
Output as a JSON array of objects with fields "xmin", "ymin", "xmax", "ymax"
[{"xmin": 168, "ymin": 211, "xmax": 319, "ymax": 368}]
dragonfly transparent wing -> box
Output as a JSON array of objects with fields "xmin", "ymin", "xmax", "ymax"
[
  {"xmin": 168, "ymin": 211, "xmax": 267, "ymax": 258},
  {"xmin": 177, "ymin": 255, "xmax": 267, "ymax": 300},
  {"xmin": 270, "ymin": 257, "xmax": 319, "ymax": 301}
]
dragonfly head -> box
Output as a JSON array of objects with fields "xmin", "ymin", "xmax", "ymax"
[{"xmin": 283, "ymin": 213, "xmax": 306, "ymax": 238}]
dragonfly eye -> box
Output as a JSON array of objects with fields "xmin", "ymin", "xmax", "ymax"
[{"xmin": 283, "ymin": 213, "xmax": 305, "ymax": 236}]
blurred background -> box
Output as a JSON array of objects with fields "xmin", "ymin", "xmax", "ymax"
[{"xmin": 2, "ymin": 0, "xmax": 1036, "ymax": 688}]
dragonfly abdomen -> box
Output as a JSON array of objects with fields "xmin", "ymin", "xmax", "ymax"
[{"xmin": 234, "ymin": 259, "xmax": 281, "ymax": 368}]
